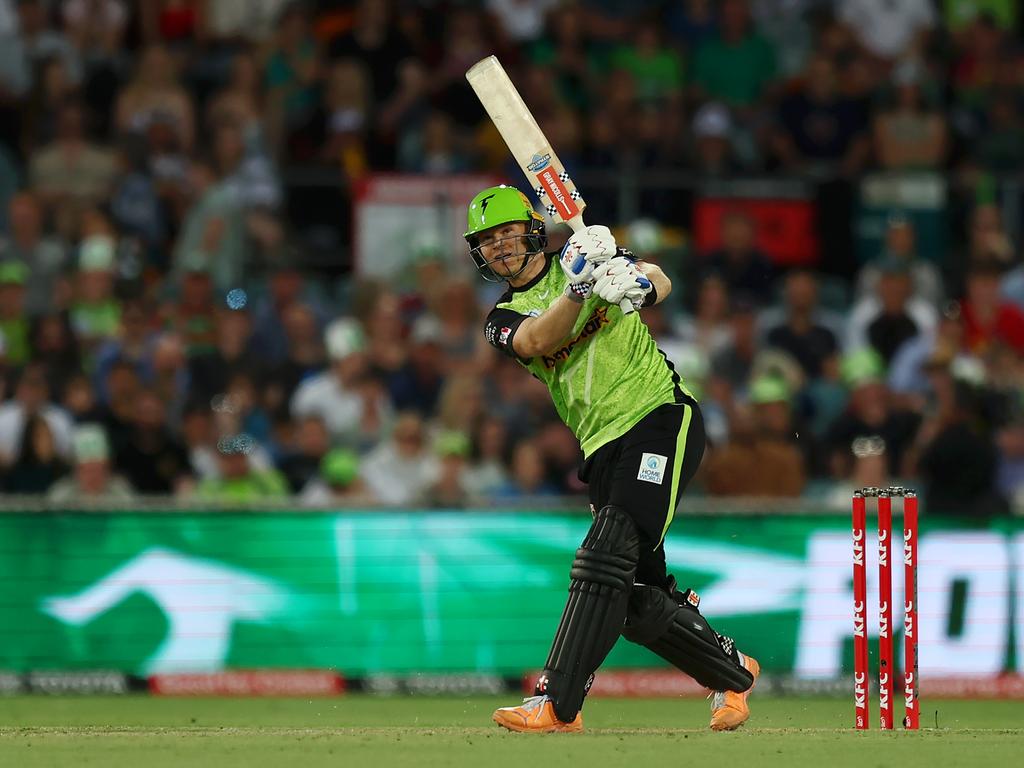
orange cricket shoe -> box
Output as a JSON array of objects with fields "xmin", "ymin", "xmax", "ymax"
[
  {"xmin": 709, "ymin": 654, "xmax": 761, "ymax": 731},
  {"xmin": 492, "ymin": 695, "xmax": 583, "ymax": 733}
]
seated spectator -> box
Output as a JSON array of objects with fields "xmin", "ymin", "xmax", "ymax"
[
  {"xmin": 148, "ymin": 332, "xmax": 191, "ymax": 427},
  {"xmin": 692, "ymin": 0, "xmax": 776, "ymax": 111},
  {"xmin": 763, "ymin": 269, "xmax": 841, "ymax": 379},
  {"xmin": 360, "ymin": 412, "xmax": 439, "ymax": 506},
  {"xmin": 855, "ymin": 215, "xmax": 943, "ymax": 306},
  {"xmin": 464, "ymin": 416, "xmax": 510, "ymax": 498},
  {"xmin": 0, "ymin": 363, "xmax": 74, "ymax": 466},
  {"xmin": 385, "ymin": 314, "xmax": 446, "ymax": 417},
  {"xmin": 909, "ymin": 376, "xmax": 1008, "ymax": 517},
  {"xmin": 702, "ymin": 210, "xmax": 775, "ymax": 305},
  {"xmin": 264, "ymin": 2, "xmax": 321, "ymax": 155},
  {"xmin": 424, "ymin": 430, "xmax": 475, "ymax": 508},
  {"xmin": 30, "ymin": 312, "xmax": 81, "ymax": 386},
  {"xmin": 187, "ymin": 306, "xmax": 259, "ymax": 403},
  {"xmin": 290, "ymin": 317, "xmax": 392, "ymax": 449},
  {"xmin": 710, "ymin": 295, "xmax": 759, "ymax": 394},
  {"xmin": 97, "ymin": 359, "xmax": 141, "ymax": 448},
  {"xmin": 771, "ymin": 53, "xmax": 870, "ymax": 176},
  {"xmin": 0, "ymin": 192, "xmax": 67, "ymax": 316},
  {"xmin": 888, "ymin": 300, "xmax": 975, "ymax": 404},
  {"xmin": 0, "ymin": 261, "xmax": 32, "ymax": 366},
  {"xmin": 748, "ymin": 373, "xmax": 819, "ymax": 474},
  {"xmin": 47, "ymin": 423, "xmax": 135, "ymax": 503},
  {"xmin": 69, "ymin": 235, "xmax": 122, "ymax": 365},
  {"xmin": 62, "ymin": 371, "xmax": 103, "ymax": 424},
  {"xmin": 493, "ymin": 438, "xmax": 563, "ymax": 500},
  {"xmin": 115, "ymin": 44, "xmax": 194, "ymax": 152},
  {"xmin": 315, "ymin": 58, "xmax": 371, "ymax": 173},
  {"xmin": 1, "ymin": 413, "xmax": 69, "ymax": 494},
  {"xmin": 840, "ymin": 0, "xmax": 935, "ymax": 61},
  {"xmin": 872, "ymin": 60, "xmax": 947, "ymax": 170},
  {"xmin": 161, "ymin": 253, "xmax": 217, "ymax": 357},
  {"xmin": 28, "ymin": 99, "xmax": 116, "ymax": 234},
  {"xmin": 112, "ymin": 387, "xmax": 191, "ymax": 494},
  {"xmin": 824, "ymin": 349, "xmax": 922, "ymax": 480},
  {"xmin": 609, "ymin": 19, "xmax": 684, "ymax": 106},
  {"xmin": 93, "ymin": 298, "xmax": 159, "ymax": 397},
  {"xmin": 677, "ymin": 274, "xmax": 732, "ymax": 358},
  {"xmin": 848, "ymin": 258, "xmax": 938, "ymax": 364},
  {"xmin": 961, "ymin": 259, "xmax": 1024, "ymax": 354},
  {"xmin": 688, "ymin": 102, "xmax": 742, "ymax": 177},
  {"xmin": 280, "ymin": 415, "xmax": 331, "ymax": 492},
  {"xmin": 703, "ymin": 399, "xmax": 806, "ymax": 497},
  {"xmin": 196, "ymin": 437, "xmax": 289, "ymax": 504},
  {"xmin": 300, "ymin": 447, "xmax": 376, "ymax": 506},
  {"xmin": 264, "ymin": 302, "xmax": 327, "ymax": 414}
]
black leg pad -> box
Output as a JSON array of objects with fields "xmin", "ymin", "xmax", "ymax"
[
  {"xmin": 537, "ymin": 505, "xmax": 639, "ymax": 722},
  {"xmin": 622, "ymin": 582, "xmax": 754, "ymax": 693}
]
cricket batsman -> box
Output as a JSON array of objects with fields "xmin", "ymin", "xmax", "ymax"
[{"xmin": 465, "ymin": 185, "xmax": 759, "ymax": 733}]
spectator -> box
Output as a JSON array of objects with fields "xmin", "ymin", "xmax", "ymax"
[
  {"xmin": 688, "ymin": 102, "xmax": 742, "ymax": 176},
  {"xmin": 264, "ymin": 2, "xmax": 321, "ymax": 154},
  {"xmin": 763, "ymin": 269, "xmax": 841, "ymax": 379},
  {"xmin": 847, "ymin": 258, "xmax": 938, "ymax": 364},
  {"xmin": 112, "ymin": 387, "xmax": 191, "ymax": 494},
  {"xmin": 424, "ymin": 430, "xmax": 474, "ymax": 508},
  {"xmin": 316, "ymin": 58, "xmax": 371, "ymax": 174},
  {"xmin": 710, "ymin": 295, "xmax": 760, "ymax": 394},
  {"xmin": 69, "ymin": 235, "xmax": 122, "ymax": 365},
  {"xmin": 97, "ymin": 359, "xmax": 140, "ymax": 448},
  {"xmin": 0, "ymin": 261, "xmax": 31, "ymax": 365},
  {"xmin": 280, "ymin": 415, "xmax": 331, "ymax": 493},
  {"xmin": 609, "ymin": 18, "xmax": 684, "ymax": 106},
  {"xmin": 386, "ymin": 314, "xmax": 446, "ymax": 417},
  {"xmin": 824, "ymin": 349, "xmax": 921, "ymax": 480},
  {"xmin": 703, "ymin": 398, "xmax": 806, "ymax": 497},
  {"xmin": 17, "ymin": 1, "xmax": 81, "ymax": 85},
  {"xmin": 872, "ymin": 60, "xmax": 948, "ymax": 171},
  {"xmin": 839, "ymin": 0, "xmax": 935, "ymax": 61},
  {"xmin": 1, "ymin": 413, "xmax": 68, "ymax": 494},
  {"xmin": 960, "ymin": 259, "xmax": 1024, "ymax": 354},
  {"xmin": 28, "ymin": 98, "xmax": 116, "ymax": 236},
  {"xmin": 771, "ymin": 53, "xmax": 871, "ymax": 176},
  {"xmin": 162, "ymin": 254, "xmax": 217, "ymax": 357},
  {"xmin": 0, "ymin": 192, "xmax": 67, "ymax": 317},
  {"xmin": 290, "ymin": 317, "xmax": 392, "ymax": 448},
  {"xmin": 188, "ymin": 306, "xmax": 260, "ymax": 403},
  {"xmin": 264, "ymin": 302, "xmax": 327, "ymax": 414},
  {"xmin": 692, "ymin": 0, "xmax": 777, "ymax": 111},
  {"xmin": 196, "ymin": 438, "xmax": 289, "ymax": 504},
  {"xmin": 115, "ymin": 44, "xmax": 194, "ymax": 151},
  {"xmin": 300, "ymin": 447, "xmax": 376, "ymax": 506},
  {"xmin": 360, "ymin": 411, "xmax": 438, "ymax": 506},
  {"xmin": 493, "ymin": 438, "xmax": 562, "ymax": 499},
  {"xmin": 0, "ymin": 363, "xmax": 73, "ymax": 466},
  {"xmin": 677, "ymin": 274, "xmax": 733, "ymax": 358},
  {"xmin": 464, "ymin": 416, "xmax": 510, "ymax": 498},
  {"xmin": 855, "ymin": 215, "xmax": 944, "ymax": 306},
  {"xmin": 30, "ymin": 312, "xmax": 81, "ymax": 386},
  {"xmin": 47, "ymin": 423, "xmax": 135, "ymax": 503},
  {"xmin": 702, "ymin": 210, "xmax": 775, "ymax": 304},
  {"xmin": 910, "ymin": 376, "xmax": 1008, "ymax": 517},
  {"xmin": 62, "ymin": 371, "xmax": 102, "ymax": 424}
]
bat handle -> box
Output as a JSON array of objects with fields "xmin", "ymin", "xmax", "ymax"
[{"xmin": 565, "ymin": 214, "xmax": 636, "ymax": 316}]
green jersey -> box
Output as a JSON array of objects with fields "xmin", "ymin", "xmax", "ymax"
[{"xmin": 484, "ymin": 253, "xmax": 692, "ymax": 458}]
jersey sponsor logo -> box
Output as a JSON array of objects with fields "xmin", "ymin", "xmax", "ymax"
[
  {"xmin": 541, "ymin": 306, "xmax": 610, "ymax": 368},
  {"xmin": 498, "ymin": 326, "xmax": 512, "ymax": 346},
  {"xmin": 637, "ymin": 452, "xmax": 667, "ymax": 485}
]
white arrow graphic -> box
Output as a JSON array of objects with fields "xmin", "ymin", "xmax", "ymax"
[{"xmin": 40, "ymin": 547, "xmax": 288, "ymax": 673}]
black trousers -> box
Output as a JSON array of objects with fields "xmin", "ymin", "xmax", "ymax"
[{"xmin": 579, "ymin": 398, "xmax": 706, "ymax": 588}]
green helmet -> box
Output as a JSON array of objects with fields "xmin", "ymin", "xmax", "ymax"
[{"xmin": 464, "ymin": 185, "xmax": 547, "ymax": 282}]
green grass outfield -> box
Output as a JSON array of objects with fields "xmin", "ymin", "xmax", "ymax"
[{"xmin": 1, "ymin": 695, "xmax": 1021, "ymax": 767}]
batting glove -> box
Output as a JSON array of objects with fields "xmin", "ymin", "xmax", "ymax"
[
  {"xmin": 559, "ymin": 225, "xmax": 617, "ymax": 285},
  {"xmin": 592, "ymin": 257, "xmax": 652, "ymax": 307}
]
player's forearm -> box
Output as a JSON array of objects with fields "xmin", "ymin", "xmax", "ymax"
[
  {"xmin": 637, "ymin": 262, "xmax": 671, "ymax": 305},
  {"xmin": 513, "ymin": 295, "xmax": 585, "ymax": 358}
]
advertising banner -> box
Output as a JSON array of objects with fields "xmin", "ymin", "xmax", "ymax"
[{"xmin": 1, "ymin": 512, "xmax": 1020, "ymax": 678}]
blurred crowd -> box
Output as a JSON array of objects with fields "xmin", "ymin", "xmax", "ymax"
[{"xmin": 0, "ymin": 0, "xmax": 1023, "ymax": 516}]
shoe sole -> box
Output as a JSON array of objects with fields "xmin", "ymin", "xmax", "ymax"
[{"xmin": 493, "ymin": 713, "xmax": 583, "ymax": 734}]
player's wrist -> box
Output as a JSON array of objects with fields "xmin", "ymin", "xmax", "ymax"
[{"xmin": 563, "ymin": 282, "xmax": 590, "ymax": 303}]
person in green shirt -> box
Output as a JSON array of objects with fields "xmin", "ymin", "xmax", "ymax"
[
  {"xmin": 197, "ymin": 438, "xmax": 290, "ymax": 505},
  {"xmin": 0, "ymin": 261, "xmax": 30, "ymax": 366},
  {"xmin": 692, "ymin": 0, "xmax": 776, "ymax": 110},
  {"xmin": 465, "ymin": 186, "xmax": 758, "ymax": 734}
]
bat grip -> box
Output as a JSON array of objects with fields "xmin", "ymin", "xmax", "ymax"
[{"xmin": 566, "ymin": 214, "xmax": 636, "ymax": 316}]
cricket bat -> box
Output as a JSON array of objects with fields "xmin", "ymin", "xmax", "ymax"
[{"xmin": 465, "ymin": 55, "xmax": 638, "ymax": 314}]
